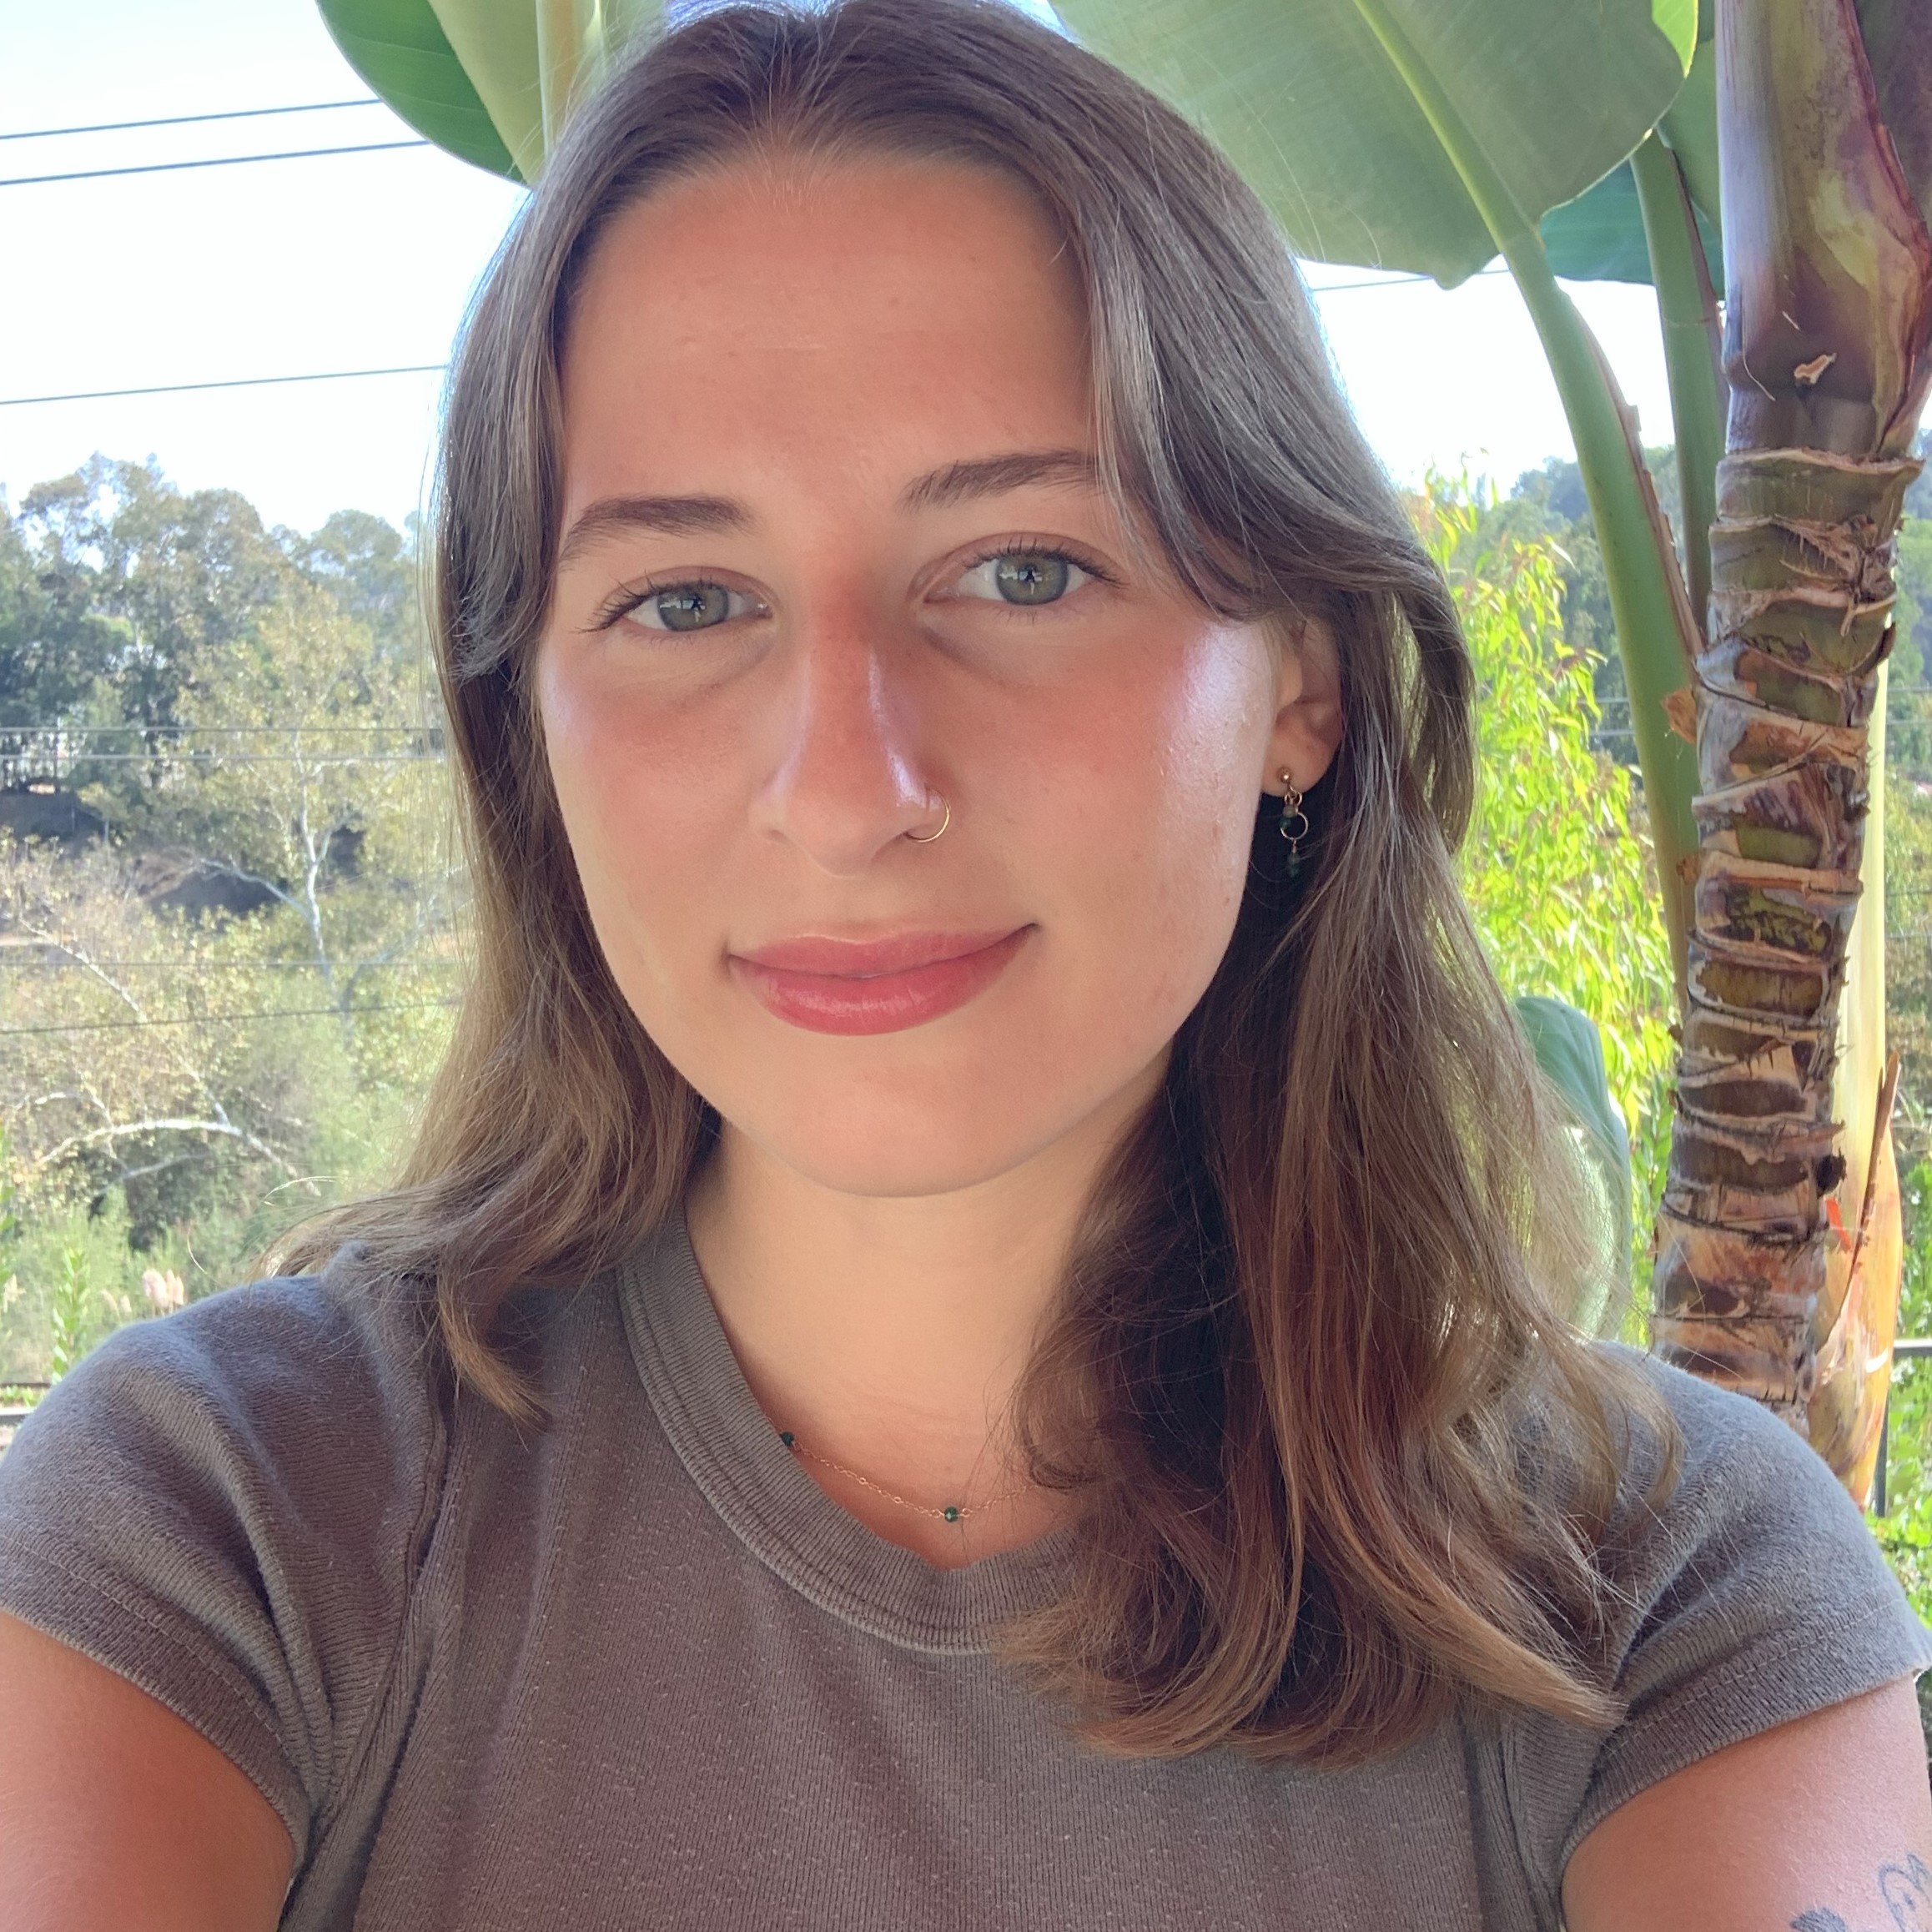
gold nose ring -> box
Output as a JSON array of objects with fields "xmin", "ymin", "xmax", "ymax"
[{"xmin": 905, "ymin": 792, "xmax": 951, "ymax": 843}]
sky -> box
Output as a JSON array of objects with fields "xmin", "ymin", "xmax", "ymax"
[{"xmin": 0, "ymin": 0, "xmax": 1680, "ymax": 540}]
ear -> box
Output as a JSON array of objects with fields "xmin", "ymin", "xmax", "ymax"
[{"xmin": 1263, "ymin": 611, "xmax": 1344, "ymax": 797}]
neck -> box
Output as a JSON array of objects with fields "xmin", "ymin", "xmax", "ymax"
[{"xmin": 684, "ymin": 1061, "xmax": 1161, "ymax": 1566}]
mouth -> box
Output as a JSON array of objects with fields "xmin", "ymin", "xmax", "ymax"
[{"xmin": 728, "ymin": 926, "xmax": 1034, "ymax": 1036}]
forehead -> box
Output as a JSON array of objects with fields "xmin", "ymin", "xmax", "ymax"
[{"xmin": 556, "ymin": 153, "xmax": 1095, "ymax": 510}]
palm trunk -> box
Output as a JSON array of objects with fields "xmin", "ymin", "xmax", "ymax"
[{"xmin": 1650, "ymin": 0, "xmax": 1932, "ymax": 1491}]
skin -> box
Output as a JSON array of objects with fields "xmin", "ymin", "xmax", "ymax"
[
  {"xmin": 538, "ymin": 155, "xmax": 1342, "ymax": 1567},
  {"xmin": 0, "ymin": 153, "xmax": 1924, "ymax": 1930}
]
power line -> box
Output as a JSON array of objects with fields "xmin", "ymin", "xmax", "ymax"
[
  {"xmin": 0, "ymin": 277, "xmax": 1520, "ymax": 409},
  {"xmin": 4, "ymin": 958, "xmax": 458, "ymax": 972},
  {"xmin": 0, "ymin": 99, "xmax": 383, "ymax": 143},
  {"xmin": 1306, "ymin": 266, "xmax": 1511, "ymax": 294},
  {"xmin": 0, "ymin": 363, "xmax": 447, "ymax": 409},
  {"xmin": 1, "ymin": 999, "xmax": 461, "ymax": 1039},
  {"xmin": 2, "ymin": 255, "xmax": 1793, "ymax": 411},
  {"xmin": 0, "ymin": 138, "xmax": 431, "ymax": 190}
]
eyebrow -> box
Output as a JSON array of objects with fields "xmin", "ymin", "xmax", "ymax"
[
  {"xmin": 897, "ymin": 447, "xmax": 1103, "ymax": 511},
  {"xmin": 556, "ymin": 448, "xmax": 1104, "ymax": 566}
]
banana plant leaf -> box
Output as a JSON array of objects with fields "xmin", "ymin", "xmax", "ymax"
[
  {"xmin": 1540, "ymin": 26, "xmax": 1720, "ymax": 287},
  {"xmin": 1050, "ymin": 0, "xmax": 1696, "ymax": 288},
  {"xmin": 328, "ymin": 0, "xmax": 1723, "ymax": 299},
  {"xmin": 318, "ymin": 0, "xmax": 666, "ymax": 184},
  {"xmin": 318, "ymin": 0, "xmax": 522, "ymax": 179},
  {"xmin": 1540, "ymin": 153, "xmax": 1720, "ymax": 285},
  {"xmin": 1513, "ymin": 994, "xmax": 1634, "ymax": 1336}
]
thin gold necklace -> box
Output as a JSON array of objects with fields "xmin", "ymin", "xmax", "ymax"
[{"xmin": 777, "ymin": 1429, "xmax": 1026, "ymax": 1525}]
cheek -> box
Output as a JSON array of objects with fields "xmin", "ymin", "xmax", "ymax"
[
  {"xmin": 536, "ymin": 649, "xmax": 734, "ymax": 994},
  {"xmin": 1064, "ymin": 628, "xmax": 1270, "ymax": 1011},
  {"xmin": 1135, "ymin": 641, "xmax": 1275, "ymax": 989}
]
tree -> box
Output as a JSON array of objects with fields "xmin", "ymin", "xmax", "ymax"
[
  {"xmin": 1, "ymin": 476, "xmax": 457, "ymax": 1361},
  {"xmin": 286, "ymin": 508, "xmax": 428, "ymax": 664},
  {"xmin": 3, "ymin": 456, "xmax": 304, "ymax": 816},
  {"xmin": 18, "ymin": 457, "xmax": 299, "ymax": 739},
  {"xmin": 88, "ymin": 580, "xmax": 455, "ymax": 1026}
]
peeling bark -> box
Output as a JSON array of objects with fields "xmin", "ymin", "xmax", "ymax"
[
  {"xmin": 1652, "ymin": 453, "xmax": 1914, "ymax": 1416},
  {"xmin": 1650, "ymin": 0, "xmax": 1932, "ymax": 1461}
]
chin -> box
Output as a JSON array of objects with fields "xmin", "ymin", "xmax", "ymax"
[
  {"xmin": 742, "ymin": 1097, "xmax": 1065, "ymax": 1200},
  {"xmin": 777, "ymin": 1145, "xmax": 1027, "ymax": 1201}
]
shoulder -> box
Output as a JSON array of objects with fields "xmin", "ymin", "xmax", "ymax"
[
  {"xmin": 1486, "ymin": 1345, "xmax": 1930, "ymax": 1919},
  {"xmin": 0, "ymin": 1255, "xmax": 452, "ymax": 1860},
  {"xmin": 5, "ymin": 1255, "xmax": 446, "ymax": 1505},
  {"xmin": 1586, "ymin": 1341, "xmax": 1899, "ymax": 1633},
  {"xmin": 1500, "ymin": 1345, "xmax": 1932, "ymax": 1889}
]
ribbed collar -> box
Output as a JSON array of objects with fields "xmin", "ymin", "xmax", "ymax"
[{"xmin": 618, "ymin": 1215, "xmax": 1079, "ymax": 1656}]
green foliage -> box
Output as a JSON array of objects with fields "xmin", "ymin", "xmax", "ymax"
[
  {"xmin": 1044, "ymin": 0, "xmax": 1694, "ymax": 287},
  {"xmin": 1428, "ymin": 477, "xmax": 1679, "ymax": 1304},
  {"xmin": 3, "ymin": 457, "xmax": 298, "ymax": 753},
  {"xmin": 318, "ymin": 0, "xmax": 522, "ymax": 179},
  {"xmin": 1, "ymin": 459, "xmax": 458, "ymax": 1378},
  {"xmin": 317, "ymin": 0, "xmax": 667, "ymax": 184},
  {"xmin": 1874, "ymin": 1160, "xmax": 1932, "ymax": 1624},
  {"xmin": 45, "ymin": 1242, "xmax": 118, "ymax": 1381},
  {"xmin": 1893, "ymin": 772, "xmax": 1932, "ymax": 1180},
  {"xmin": 1893, "ymin": 518, "xmax": 1932, "ymax": 774}
]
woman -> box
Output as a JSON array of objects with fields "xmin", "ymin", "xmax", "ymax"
[{"xmin": 0, "ymin": 1, "xmax": 1926, "ymax": 1925}]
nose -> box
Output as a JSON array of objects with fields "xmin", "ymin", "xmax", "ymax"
[{"xmin": 753, "ymin": 596, "xmax": 942, "ymax": 875}]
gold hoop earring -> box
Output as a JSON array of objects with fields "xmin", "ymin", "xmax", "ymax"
[
  {"xmin": 905, "ymin": 792, "xmax": 950, "ymax": 843},
  {"xmin": 1277, "ymin": 771, "xmax": 1309, "ymax": 873}
]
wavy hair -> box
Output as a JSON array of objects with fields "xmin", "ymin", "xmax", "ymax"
[{"xmin": 282, "ymin": 0, "xmax": 1677, "ymax": 1764}]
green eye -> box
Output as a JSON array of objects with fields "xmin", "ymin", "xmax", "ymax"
[
  {"xmin": 646, "ymin": 582, "xmax": 735, "ymax": 631},
  {"xmin": 994, "ymin": 552, "xmax": 1071, "ymax": 604}
]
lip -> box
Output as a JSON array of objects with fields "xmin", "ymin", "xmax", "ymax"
[{"xmin": 729, "ymin": 926, "xmax": 1033, "ymax": 1035}]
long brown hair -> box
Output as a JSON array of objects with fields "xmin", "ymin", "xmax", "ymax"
[{"xmin": 282, "ymin": 0, "xmax": 1677, "ymax": 1765}]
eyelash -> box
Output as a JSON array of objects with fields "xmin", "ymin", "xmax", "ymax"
[
  {"xmin": 590, "ymin": 537, "xmax": 1116, "ymax": 632},
  {"xmin": 959, "ymin": 536, "xmax": 1118, "ymax": 590}
]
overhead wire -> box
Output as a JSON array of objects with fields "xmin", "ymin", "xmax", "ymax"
[
  {"xmin": 0, "ymin": 262, "xmax": 1517, "ymax": 408},
  {"xmin": 0, "ymin": 369, "xmax": 444, "ymax": 411},
  {"xmin": 0, "ymin": 99, "xmax": 382, "ymax": 142},
  {"xmin": 0, "ymin": 365, "xmax": 449, "ymax": 409},
  {"xmin": 1, "ymin": 1000, "xmax": 463, "ymax": 1039},
  {"xmin": 0, "ymin": 138, "xmax": 431, "ymax": 190}
]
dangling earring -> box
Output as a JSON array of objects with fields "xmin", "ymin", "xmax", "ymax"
[{"xmin": 1277, "ymin": 771, "xmax": 1309, "ymax": 874}]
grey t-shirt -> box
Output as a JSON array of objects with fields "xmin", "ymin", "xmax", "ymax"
[{"xmin": 0, "ymin": 1216, "xmax": 1925, "ymax": 1931}]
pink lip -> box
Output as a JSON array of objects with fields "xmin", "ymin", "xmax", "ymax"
[{"xmin": 729, "ymin": 926, "xmax": 1033, "ymax": 1035}]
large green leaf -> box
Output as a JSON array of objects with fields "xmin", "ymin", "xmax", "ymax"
[
  {"xmin": 318, "ymin": 0, "xmax": 522, "ymax": 180},
  {"xmin": 1540, "ymin": 153, "xmax": 1721, "ymax": 285},
  {"xmin": 1539, "ymin": 36, "xmax": 1720, "ymax": 287},
  {"xmin": 1053, "ymin": 0, "xmax": 1696, "ymax": 286},
  {"xmin": 317, "ymin": 0, "xmax": 667, "ymax": 184},
  {"xmin": 1513, "ymin": 994, "xmax": 1634, "ymax": 1335}
]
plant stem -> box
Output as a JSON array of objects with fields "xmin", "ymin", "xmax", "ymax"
[
  {"xmin": 1348, "ymin": 0, "xmax": 1703, "ymax": 996},
  {"xmin": 1632, "ymin": 129, "xmax": 1727, "ymax": 632}
]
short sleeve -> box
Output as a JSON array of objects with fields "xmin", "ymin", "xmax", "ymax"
[
  {"xmin": 1502, "ymin": 1344, "xmax": 1932, "ymax": 1911},
  {"xmin": 0, "ymin": 1263, "xmax": 447, "ymax": 1864}
]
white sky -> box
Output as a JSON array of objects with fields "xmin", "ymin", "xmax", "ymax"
[{"xmin": 0, "ymin": 0, "xmax": 1678, "ymax": 538}]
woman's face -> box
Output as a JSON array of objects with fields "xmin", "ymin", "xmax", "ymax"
[{"xmin": 537, "ymin": 155, "xmax": 1337, "ymax": 1197}]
